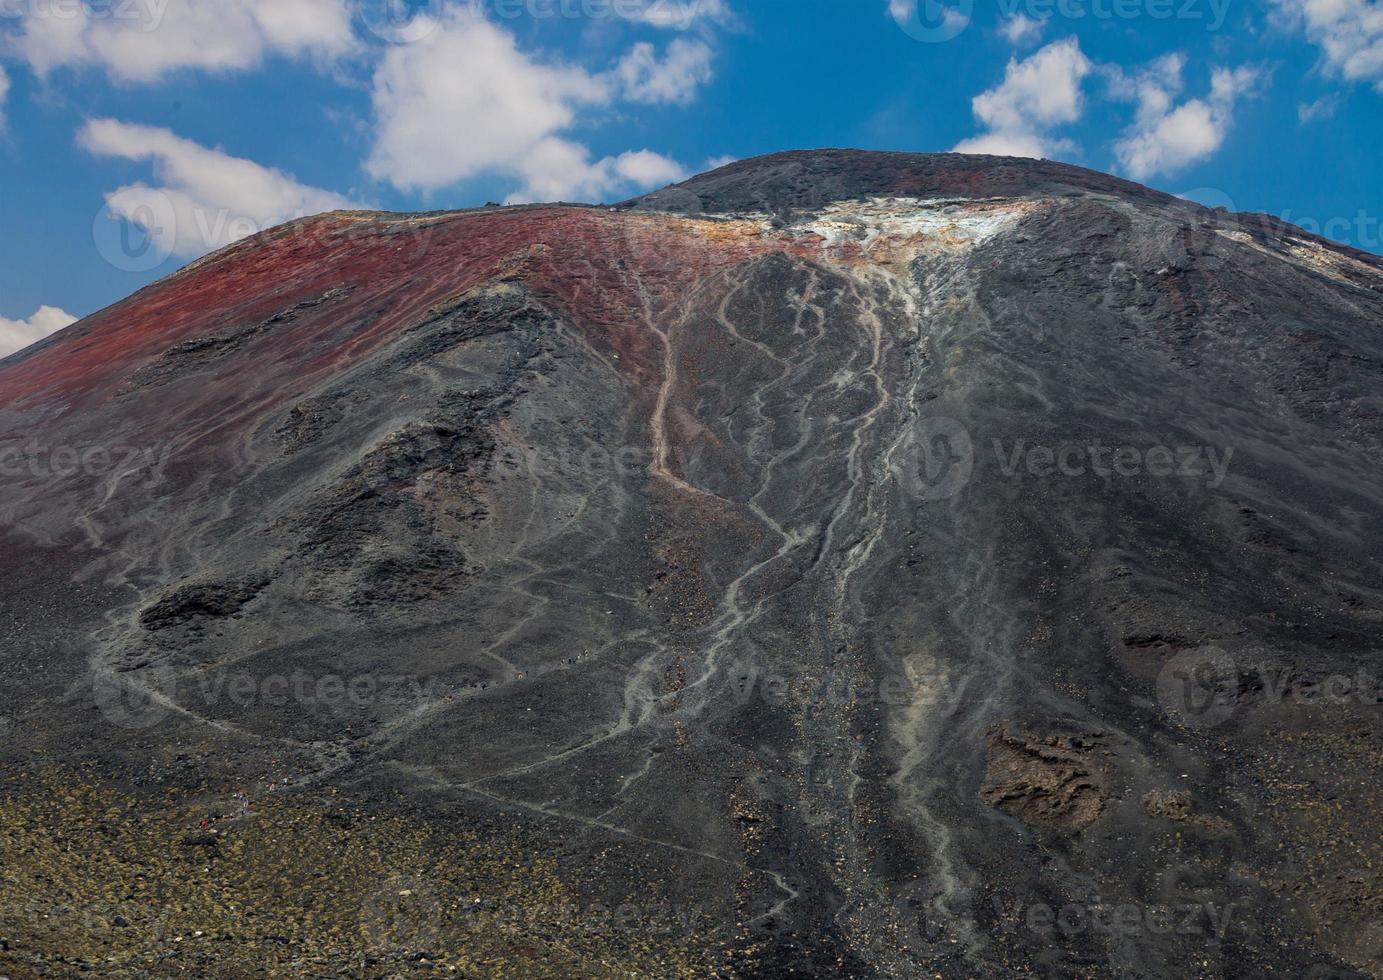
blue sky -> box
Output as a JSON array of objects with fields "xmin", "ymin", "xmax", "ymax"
[{"xmin": 0, "ymin": 0, "xmax": 1380, "ymax": 356}]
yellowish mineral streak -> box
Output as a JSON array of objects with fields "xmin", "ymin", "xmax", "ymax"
[{"xmin": 789, "ymin": 197, "xmax": 1047, "ymax": 266}]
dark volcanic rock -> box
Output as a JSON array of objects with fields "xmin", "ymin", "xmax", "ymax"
[
  {"xmin": 622, "ymin": 147, "xmax": 1183, "ymax": 215},
  {"xmin": 140, "ymin": 577, "xmax": 269, "ymax": 631},
  {"xmin": 2, "ymin": 150, "xmax": 1382, "ymax": 978},
  {"xmin": 979, "ymin": 730, "xmax": 1108, "ymax": 833}
]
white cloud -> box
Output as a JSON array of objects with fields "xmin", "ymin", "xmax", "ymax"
[
  {"xmin": 953, "ymin": 130, "xmax": 1055, "ymax": 158},
  {"xmin": 616, "ymin": 38, "xmax": 714, "ymax": 105},
  {"xmin": 79, "ymin": 119, "xmax": 357, "ymax": 258},
  {"xmin": 0, "ymin": 306, "xmax": 78, "ymax": 359},
  {"xmin": 620, "ymin": 0, "xmax": 731, "ymax": 28},
  {"xmin": 366, "ymin": 11, "xmax": 606, "ymax": 193},
  {"xmin": 610, "ymin": 148, "xmax": 688, "ymax": 186},
  {"xmin": 1299, "ymin": 93, "xmax": 1340, "ymax": 122},
  {"xmin": 11, "ymin": 0, "xmax": 355, "ymax": 84},
  {"xmin": 0, "ymin": 66, "xmax": 9, "ymax": 131},
  {"xmin": 508, "ymin": 140, "xmax": 686, "ymax": 204},
  {"xmin": 1273, "ymin": 0, "xmax": 1383, "ymax": 91},
  {"xmin": 953, "ymin": 38, "xmax": 1091, "ymax": 159},
  {"xmin": 1112, "ymin": 59, "xmax": 1262, "ymax": 179},
  {"xmin": 366, "ymin": 9, "xmax": 687, "ymax": 203},
  {"xmin": 1000, "ymin": 12, "xmax": 1046, "ymax": 45}
]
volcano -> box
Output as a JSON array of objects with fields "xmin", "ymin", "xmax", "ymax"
[{"xmin": 2, "ymin": 150, "xmax": 1382, "ymax": 978}]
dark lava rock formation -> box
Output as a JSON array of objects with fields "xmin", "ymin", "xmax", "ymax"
[{"xmin": 1, "ymin": 150, "xmax": 1382, "ymax": 978}]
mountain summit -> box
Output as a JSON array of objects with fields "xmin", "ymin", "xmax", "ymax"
[{"xmin": 2, "ymin": 150, "xmax": 1381, "ymax": 977}]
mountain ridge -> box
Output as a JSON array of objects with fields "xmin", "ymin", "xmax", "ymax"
[{"xmin": 1, "ymin": 148, "xmax": 1381, "ymax": 978}]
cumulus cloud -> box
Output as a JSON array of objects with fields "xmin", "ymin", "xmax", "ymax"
[
  {"xmin": 11, "ymin": 0, "xmax": 355, "ymax": 84},
  {"xmin": 608, "ymin": 148, "xmax": 689, "ymax": 186},
  {"xmin": 79, "ymin": 119, "xmax": 357, "ymax": 258},
  {"xmin": 0, "ymin": 306, "xmax": 78, "ymax": 359},
  {"xmin": 1000, "ymin": 12, "xmax": 1045, "ymax": 45},
  {"xmin": 366, "ymin": 9, "xmax": 686, "ymax": 203},
  {"xmin": 616, "ymin": 38, "xmax": 714, "ymax": 105},
  {"xmin": 510, "ymin": 140, "xmax": 685, "ymax": 204},
  {"xmin": 1112, "ymin": 57, "xmax": 1262, "ymax": 179},
  {"xmin": 954, "ymin": 38, "xmax": 1091, "ymax": 159},
  {"xmin": 952, "ymin": 130, "xmax": 1053, "ymax": 158},
  {"xmin": 0, "ymin": 66, "xmax": 9, "ymax": 131},
  {"xmin": 1273, "ymin": 0, "xmax": 1383, "ymax": 91}
]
